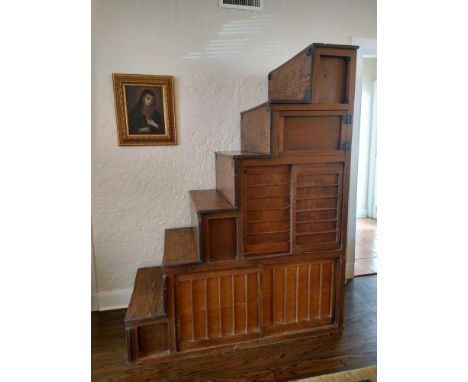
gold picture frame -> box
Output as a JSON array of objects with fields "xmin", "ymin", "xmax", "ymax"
[{"xmin": 112, "ymin": 73, "xmax": 177, "ymax": 146}]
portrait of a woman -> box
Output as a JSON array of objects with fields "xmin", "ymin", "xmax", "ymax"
[
  {"xmin": 113, "ymin": 73, "xmax": 176, "ymax": 145},
  {"xmin": 127, "ymin": 89, "xmax": 166, "ymax": 135}
]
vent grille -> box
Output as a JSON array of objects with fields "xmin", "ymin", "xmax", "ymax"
[{"xmin": 219, "ymin": 0, "xmax": 263, "ymax": 11}]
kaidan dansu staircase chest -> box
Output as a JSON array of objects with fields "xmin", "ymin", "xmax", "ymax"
[{"xmin": 125, "ymin": 43, "xmax": 358, "ymax": 362}]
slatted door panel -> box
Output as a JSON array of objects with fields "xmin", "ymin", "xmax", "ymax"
[
  {"xmin": 243, "ymin": 165, "xmax": 291, "ymax": 255},
  {"xmin": 262, "ymin": 259, "xmax": 336, "ymax": 334},
  {"xmin": 175, "ymin": 267, "xmax": 261, "ymax": 351},
  {"xmin": 291, "ymin": 164, "xmax": 343, "ymax": 253}
]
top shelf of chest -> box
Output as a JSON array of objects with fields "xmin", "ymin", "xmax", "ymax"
[{"xmin": 268, "ymin": 43, "xmax": 359, "ymax": 106}]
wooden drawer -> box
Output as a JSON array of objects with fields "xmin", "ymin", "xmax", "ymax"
[{"xmin": 277, "ymin": 110, "xmax": 351, "ymax": 156}]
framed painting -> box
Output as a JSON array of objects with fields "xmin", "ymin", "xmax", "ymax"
[{"xmin": 112, "ymin": 73, "xmax": 177, "ymax": 146}]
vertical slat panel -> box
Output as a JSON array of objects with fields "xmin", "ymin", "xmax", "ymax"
[
  {"xmin": 175, "ymin": 280, "xmax": 193, "ymax": 343},
  {"xmin": 260, "ymin": 259, "xmax": 339, "ymax": 336},
  {"xmin": 206, "ymin": 277, "xmax": 219, "ymax": 339},
  {"xmin": 297, "ymin": 264, "xmax": 309, "ymax": 321},
  {"xmin": 231, "ymin": 275, "xmax": 236, "ymax": 335},
  {"xmin": 295, "ymin": 266, "xmax": 299, "ymax": 322},
  {"xmin": 247, "ymin": 272, "xmax": 259, "ymax": 332},
  {"xmin": 217, "ymin": 277, "xmax": 222, "ymax": 337},
  {"xmin": 307, "ymin": 264, "xmax": 311, "ymax": 319},
  {"xmin": 285, "ymin": 264, "xmax": 297, "ymax": 323},
  {"xmin": 175, "ymin": 267, "xmax": 263, "ymax": 350},
  {"xmin": 318, "ymin": 263, "xmax": 323, "ymax": 318},
  {"xmin": 320, "ymin": 262, "xmax": 333, "ymax": 318},
  {"xmin": 190, "ymin": 280, "xmax": 195, "ymax": 341},
  {"xmin": 220, "ymin": 275, "xmax": 234, "ymax": 336},
  {"xmin": 272, "ymin": 266, "xmax": 284, "ymax": 324},
  {"xmin": 204, "ymin": 279, "xmax": 208, "ymax": 339},
  {"xmin": 330, "ymin": 262, "xmax": 335, "ymax": 318},
  {"xmin": 244, "ymin": 274, "xmax": 248, "ymax": 333},
  {"xmin": 192, "ymin": 279, "xmax": 207, "ymax": 340},
  {"xmin": 283, "ymin": 265, "xmax": 287, "ymax": 323},
  {"xmin": 233, "ymin": 274, "xmax": 246, "ymax": 334},
  {"xmin": 262, "ymin": 268, "xmax": 273, "ymax": 327},
  {"xmin": 309, "ymin": 264, "xmax": 321, "ymax": 319}
]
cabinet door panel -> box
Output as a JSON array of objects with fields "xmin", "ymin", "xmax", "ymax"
[
  {"xmin": 262, "ymin": 259, "xmax": 337, "ymax": 334},
  {"xmin": 175, "ymin": 267, "xmax": 262, "ymax": 351},
  {"xmin": 291, "ymin": 164, "xmax": 344, "ymax": 252},
  {"xmin": 244, "ymin": 166, "xmax": 291, "ymax": 255}
]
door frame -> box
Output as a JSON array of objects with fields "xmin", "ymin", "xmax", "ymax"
[
  {"xmin": 367, "ymin": 80, "xmax": 377, "ymax": 219},
  {"xmin": 346, "ymin": 37, "xmax": 377, "ymax": 279}
]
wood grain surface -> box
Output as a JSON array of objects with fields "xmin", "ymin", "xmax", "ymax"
[
  {"xmin": 242, "ymin": 165, "xmax": 291, "ymax": 255},
  {"xmin": 202, "ymin": 214, "xmax": 237, "ymax": 262},
  {"xmin": 163, "ymin": 227, "xmax": 199, "ymax": 266},
  {"xmin": 241, "ymin": 103, "xmax": 272, "ymax": 154},
  {"xmin": 121, "ymin": 43, "xmax": 359, "ymax": 366},
  {"xmin": 125, "ymin": 267, "xmax": 166, "ymax": 323},
  {"xmin": 190, "ymin": 189, "xmax": 235, "ymax": 213},
  {"xmin": 269, "ymin": 48, "xmax": 312, "ymax": 103},
  {"xmin": 215, "ymin": 153, "xmax": 236, "ymax": 206},
  {"xmin": 92, "ymin": 275, "xmax": 376, "ymax": 382}
]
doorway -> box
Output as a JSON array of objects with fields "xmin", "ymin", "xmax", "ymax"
[
  {"xmin": 346, "ymin": 37, "xmax": 377, "ymax": 279},
  {"xmin": 354, "ymin": 57, "xmax": 377, "ymax": 276}
]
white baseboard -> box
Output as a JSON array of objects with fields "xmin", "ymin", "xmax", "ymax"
[
  {"xmin": 345, "ymin": 262, "xmax": 355, "ymax": 279},
  {"xmin": 91, "ymin": 293, "xmax": 99, "ymax": 311},
  {"xmin": 96, "ymin": 288, "xmax": 133, "ymax": 311}
]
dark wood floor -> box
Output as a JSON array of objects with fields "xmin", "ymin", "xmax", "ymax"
[{"xmin": 92, "ymin": 275, "xmax": 376, "ymax": 382}]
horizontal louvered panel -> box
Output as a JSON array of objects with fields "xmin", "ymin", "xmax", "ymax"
[
  {"xmin": 246, "ymin": 184, "xmax": 290, "ymax": 198},
  {"xmin": 296, "ymin": 220, "xmax": 337, "ymax": 234},
  {"xmin": 296, "ymin": 185, "xmax": 338, "ymax": 199},
  {"xmin": 296, "ymin": 197, "xmax": 338, "ymax": 210},
  {"xmin": 296, "ymin": 209, "xmax": 337, "ymax": 222},
  {"xmin": 247, "ymin": 208, "xmax": 290, "ymax": 223},
  {"xmin": 247, "ymin": 220, "xmax": 290, "ymax": 234},
  {"xmin": 247, "ymin": 231, "xmax": 289, "ymax": 245},
  {"xmin": 292, "ymin": 164, "xmax": 343, "ymax": 252},
  {"xmin": 245, "ymin": 173, "xmax": 289, "ymax": 186},
  {"xmin": 295, "ymin": 232, "xmax": 337, "ymax": 245},
  {"xmin": 246, "ymin": 196, "xmax": 290, "ymax": 210},
  {"xmin": 244, "ymin": 165, "xmax": 291, "ymax": 255},
  {"xmin": 297, "ymin": 174, "xmax": 338, "ymax": 187}
]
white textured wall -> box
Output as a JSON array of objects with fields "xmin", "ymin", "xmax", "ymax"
[
  {"xmin": 92, "ymin": 0, "xmax": 376, "ymax": 303},
  {"xmin": 356, "ymin": 58, "xmax": 377, "ymax": 216}
]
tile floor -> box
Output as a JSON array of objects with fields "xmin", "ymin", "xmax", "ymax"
[{"xmin": 354, "ymin": 218, "xmax": 377, "ymax": 276}]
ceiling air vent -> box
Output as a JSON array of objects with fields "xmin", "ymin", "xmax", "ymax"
[{"xmin": 219, "ymin": 0, "xmax": 263, "ymax": 11}]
